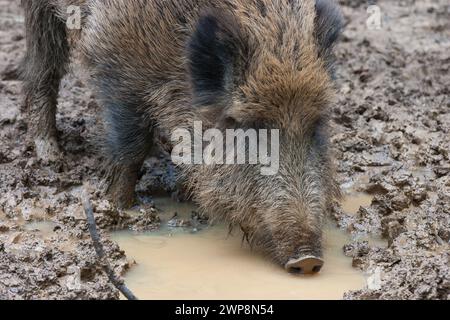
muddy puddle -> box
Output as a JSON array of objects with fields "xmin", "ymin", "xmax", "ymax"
[
  {"xmin": 24, "ymin": 221, "xmax": 58, "ymax": 238},
  {"xmin": 341, "ymin": 192, "xmax": 387, "ymax": 248},
  {"xmin": 112, "ymin": 197, "xmax": 368, "ymax": 300},
  {"xmin": 342, "ymin": 193, "xmax": 374, "ymax": 216}
]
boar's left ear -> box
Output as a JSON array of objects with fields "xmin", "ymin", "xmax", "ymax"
[
  {"xmin": 314, "ymin": 0, "xmax": 344, "ymax": 69},
  {"xmin": 188, "ymin": 10, "xmax": 246, "ymax": 107}
]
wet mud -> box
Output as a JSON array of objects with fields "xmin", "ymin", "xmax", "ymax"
[{"xmin": 0, "ymin": 0, "xmax": 449, "ymax": 299}]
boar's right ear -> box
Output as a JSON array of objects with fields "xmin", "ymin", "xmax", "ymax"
[
  {"xmin": 187, "ymin": 10, "xmax": 245, "ymax": 107},
  {"xmin": 315, "ymin": 0, "xmax": 344, "ymax": 70}
]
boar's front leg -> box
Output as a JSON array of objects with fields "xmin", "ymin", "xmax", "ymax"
[
  {"xmin": 21, "ymin": 0, "xmax": 70, "ymax": 162},
  {"xmin": 103, "ymin": 102, "xmax": 154, "ymax": 209}
]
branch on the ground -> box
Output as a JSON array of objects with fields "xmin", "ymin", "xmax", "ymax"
[{"xmin": 81, "ymin": 190, "xmax": 138, "ymax": 300}]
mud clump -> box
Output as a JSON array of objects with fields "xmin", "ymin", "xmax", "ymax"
[
  {"xmin": 333, "ymin": 0, "xmax": 450, "ymax": 300},
  {"xmin": 0, "ymin": 0, "xmax": 449, "ymax": 299}
]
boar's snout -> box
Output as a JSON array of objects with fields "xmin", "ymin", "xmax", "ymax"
[{"xmin": 285, "ymin": 256, "xmax": 324, "ymax": 275}]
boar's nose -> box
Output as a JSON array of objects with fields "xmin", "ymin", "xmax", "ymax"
[{"xmin": 285, "ymin": 256, "xmax": 324, "ymax": 275}]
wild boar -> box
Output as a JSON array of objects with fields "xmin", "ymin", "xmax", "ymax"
[{"xmin": 21, "ymin": 0, "xmax": 343, "ymax": 274}]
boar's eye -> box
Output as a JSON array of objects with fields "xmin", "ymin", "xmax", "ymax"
[
  {"xmin": 223, "ymin": 116, "xmax": 238, "ymax": 127},
  {"xmin": 217, "ymin": 116, "xmax": 238, "ymax": 129}
]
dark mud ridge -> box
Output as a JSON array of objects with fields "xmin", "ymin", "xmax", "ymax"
[{"xmin": 0, "ymin": 0, "xmax": 449, "ymax": 299}]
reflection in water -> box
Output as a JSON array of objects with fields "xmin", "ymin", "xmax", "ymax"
[{"xmin": 112, "ymin": 198, "xmax": 366, "ymax": 300}]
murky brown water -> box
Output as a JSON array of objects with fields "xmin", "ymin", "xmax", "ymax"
[
  {"xmin": 342, "ymin": 193, "xmax": 374, "ymax": 215},
  {"xmin": 112, "ymin": 197, "xmax": 368, "ymax": 300},
  {"xmin": 24, "ymin": 221, "xmax": 58, "ymax": 237},
  {"xmin": 341, "ymin": 193, "xmax": 387, "ymax": 248}
]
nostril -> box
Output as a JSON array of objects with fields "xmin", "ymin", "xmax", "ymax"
[
  {"xmin": 312, "ymin": 265, "xmax": 322, "ymax": 273},
  {"xmin": 288, "ymin": 267, "xmax": 303, "ymax": 274},
  {"xmin": 285, "ymin": 256, "xmax": 324, "ymax": 275}
]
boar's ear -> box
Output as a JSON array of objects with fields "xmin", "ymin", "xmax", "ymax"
[
  {"xmin": 188, "ymin": 10, "xmax": 245, "ymax": 107},
  {"xmin": 314, "ymin": 0, "xmax": 344, "ymax": 70}
]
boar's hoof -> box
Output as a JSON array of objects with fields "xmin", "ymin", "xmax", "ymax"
[
  {"xmin": 285, "ymin": 256, "xmax": 324, "ymax": 275},
  {"xmin": 34, "ymin": 137, "xmax": 60, "ymax": 163}
]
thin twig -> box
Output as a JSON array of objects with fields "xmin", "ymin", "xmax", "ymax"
[{"xmin": 81, "ymin": 190, "xmax": 139, "ymax": 300}]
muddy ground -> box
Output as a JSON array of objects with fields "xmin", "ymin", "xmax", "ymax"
[{"xmin": 0, "ymin": 0, "xmax": 449, "ymax": 300}]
